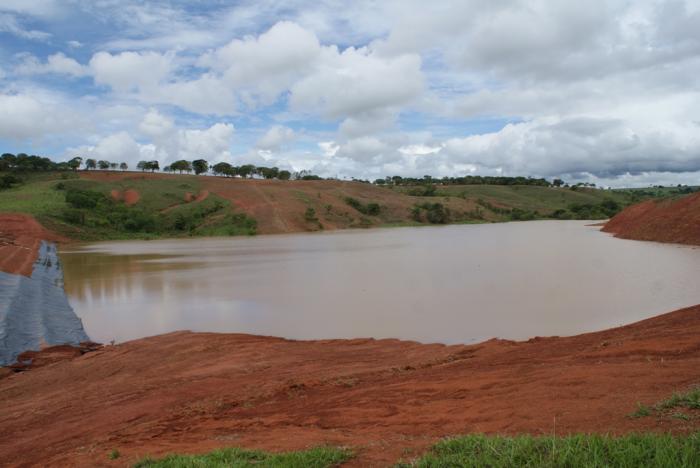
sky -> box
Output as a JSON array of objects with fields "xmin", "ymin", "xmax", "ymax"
[{"xmin": 1, "ymin": 1, "xmax": 699, "ymax": 187}]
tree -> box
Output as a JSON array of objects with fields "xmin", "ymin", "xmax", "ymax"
[
  {"xmin": 192, "ymin": 159, "xmax": 209, "ymax": 175},
  {"xmin": 553, "ymin": 179, "xmax": 565, "ymax": 187},
  {"xmin": 110, "ymin": 162, "xmax": 118, "ymax": 170},
  {"xmin": 171, "ymin": 160, "xmax": 192, "ymax": 174},
  {"xmin": 98, "ymin": 160, "xmax": 110, "ymax": 170},
  {"xmin": 238, "ymin": 164, "xmax": 256, "ymax": 178},
  {"xmin": 85, "ymin": 158, "xmax": 97, "ymax": 170},
  {"xmin": 258, "ymin": 166, "xmax": 279, "ymax": 179},
  {"xmin": 119, "ymin": 162, "xmax": 128, "ymax": 171},
  {"xmin": 137, "ymin": 161, "xmax": 148, "ymax": 171},
  {"xmin": 278, "ymin": 170, "xmax": 291, "ymax": 180},
  {"xmin": 212, "ymin": 162, "xmax": 232, "ymax": 176},
  {"xmin": 147, "ymin": 160, "xmax": 159, "ymax": 172},
  {"xmin": 68, "ymin": 157, "xmax": 82, "ymax": 171}
]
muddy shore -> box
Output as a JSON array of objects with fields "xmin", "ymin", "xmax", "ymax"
[{"xmin": 1, "ymin": 305, "xmax": 699, "ymax": 466}]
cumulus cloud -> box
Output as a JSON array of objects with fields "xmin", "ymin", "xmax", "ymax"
[
  {"xmin": 89, "ymin": 51, "xmax": 174, "ymax": 92},
  {"xmin": 0, "ymin": 92, "xmax": 78, "ymax": 139},
  {"xmin": 256, "ymin": 126, "xmax": 296, "ymax": 151}
]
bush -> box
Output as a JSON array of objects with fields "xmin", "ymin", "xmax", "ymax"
[
  {"xmin": 0, "ymin": 174, "xmax": 22, "ymax": 189},
  {"xmin": 65, "ymin": 189, "xmax": 106, "ymax": 209},
  {"xmin": 413, "ymin": 202, "xmax": 451, "ymax": 224},
  {"xmin": 345, "ymin": 197, "xmax": 382, "ymax": 216}
]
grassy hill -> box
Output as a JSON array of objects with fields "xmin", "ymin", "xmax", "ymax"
[{"xmin": 0, "ymin": 170, "xmax": 692, "ymax": 241}]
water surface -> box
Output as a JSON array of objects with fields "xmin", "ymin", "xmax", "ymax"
[{"xmin": 60, "ymin": 221, "xmax": 700, "ymax": 345}]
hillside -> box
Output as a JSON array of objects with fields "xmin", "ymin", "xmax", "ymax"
[
  {"xmin": 603, "ymin": 192, "xmax": 700, "ymax": 246},
  {"xmin": 0, "ymin": 171, "xmax": 665, "ymax": 241}
]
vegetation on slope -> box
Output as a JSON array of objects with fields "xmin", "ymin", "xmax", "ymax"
[
  {"xmin": 1, "ymin": 160, "xmax": 695, "ymax": 240},
  {"xmin": 135, "ymin": 446, "xmax": 352, "ymax": 468},
  {"xmin": 404, "ymin": 433, "xmax": 700, "ymax": 467}
]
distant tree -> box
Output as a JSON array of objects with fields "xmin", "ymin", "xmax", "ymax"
[
  {"xmin": 258, "ymin": 166, "xmax": 279, "ymax": 179},
  {"xmin": 109, "ymin": 162, "xmax": 118, "ymax": 170},
  {"xmin": 119, "ymin": 162, "xmax": 128, "ymax": 171},
  {"xmin": 553, "ymin": 178, "xmax": 565, "ymax": 187},
  {"xmin": 137, "ymin": 161, "xmax": 148, "ymax": 171},
  {"xmin": 97, "ymin": 160, "xmax": 110, "ymax": 170},
  {"xmin": 68, "ymin": 157, "xmax": 82, "ymax": 171},
  {"xmin": 85, "ymin": 158, "xmax": 97, "ymax": 170},
  {"xmin": 192, "ymin": 159, "xmax": 209, "ymax": 175},
  {"xmin": 212, "ymin": 162, "xmax": 232, "ymax": 176},
  {"xmin": 147, "ymin": 160, "xmax": 159, "ymax": 172},
  {"xmin": 374, "ymin": 178, "xmax": 386, "ymax": 185},
  {"xmin": 171, "ymin": 160, "xmax": 192, "ymax": 174},
  {"xmin": 278, "ymin": 170, "xmax": 291, "ymax": 180},
  {"xmin": 162, "ymin": 165, "xmax": 172, "ymax": 173},
  {"xmin": 238, "ymin": 164, "xmax": 256, "ymax": 179}
]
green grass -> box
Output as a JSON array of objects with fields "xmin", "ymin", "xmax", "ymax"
[
  {"xmin": 0, "ymin": 172, "xmax": 256, "ymax": 241},
  {"xmin": 629, "ymin": 387, "xmax": 700, "ymax": 420},
  {"xmin": 134, "ymin": 446, "xmax": 352, "ymax": 468},
  {"xmin": 402, "ymin": 433, "xmax": 700, "ymax": 467},
  {"xmin": 392, "ymin": 184, "xmax": 692, "ymax": 220},
  {"xmin": 656, "ymin": 388, "xmax": 700, "ymax": 411}
]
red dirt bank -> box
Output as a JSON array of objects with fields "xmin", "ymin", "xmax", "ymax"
[
  {"xmin": 0, "ymin": 213, "xmax": 67, "ymax": 276},
  {"xmin": 1, "ymin": 305, "xmax": 700, "ymax": 467},
  {"xmin": 603, "ymin": 192, "xmax": 700, "ymax": 246}
]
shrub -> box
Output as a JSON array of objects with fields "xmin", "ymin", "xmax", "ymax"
[{"xmin": 65, "ymin": 189, "xmax": 106, "ymax": 209}]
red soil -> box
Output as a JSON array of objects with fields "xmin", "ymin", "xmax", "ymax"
[
  {"xmin": 195, "ymin": 190, "xmax": 209, "ymax": 202},
  {"xmin": 0, "ymin": 213, "xmax": 67, "ymax": 276},
  {"xmin": 1, "ymin": 305, "xmax": 699, "ymax": 466},
  {"xmin": 109, "ymin": 188, "xmax": 139, "ymax": 205},
  {"xmin": 603, "ymin": 192, "xmax": 700, "ymax": 245},
  {"xmin": 123, "ymin": 189, "xmax": 140, "ymax": 206}
]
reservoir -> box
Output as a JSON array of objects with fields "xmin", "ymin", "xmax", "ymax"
[{"xmin": 60, "ymin": 221, "xmax": 700, "ymax": 345}]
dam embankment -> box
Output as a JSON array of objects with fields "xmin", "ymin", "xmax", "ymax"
[{"xmin": 0, "ymin": 241, "xmax": 89, "ymax": 366}]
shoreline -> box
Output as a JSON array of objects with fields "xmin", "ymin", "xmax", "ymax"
[{"xmin": 1, "ymin": 304, "xmax": 699, "ymax": 466}]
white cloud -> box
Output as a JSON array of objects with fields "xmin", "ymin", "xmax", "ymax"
[
  {"xmin": 0, "ymin": 92, "xmax": 78, "ymax": 139},
  {"xmin": 89, "ymin": 51, "xmax": 174, "ymax": 92},
  {"xmin": 256, "ymin": 125, "xmax": 295, "ymax": 151},
  {"xmin": 15, "ymin": 52, "xmax": 88, "ymax": 77},
  {"xmin": 0, "ymin": 12, "xmax": 50, "ymax": 40},
  {"xmin": 290, "ymin": 45, "xmax": 423, "ymax": 119}
]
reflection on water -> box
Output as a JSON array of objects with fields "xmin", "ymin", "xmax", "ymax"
[{"xmin": 60, "ymin": 221, "xmax": 700, "ymax": 345}]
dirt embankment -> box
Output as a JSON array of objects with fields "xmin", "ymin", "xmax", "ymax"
[
  {"xmin": 1, "ymin": 305, "xmax": 699, "ymax": 466},
  {"xmin": 603, "ymin": 192, "xmax": 700, "ymax": 246},
  {"xmin": 0, "ymin": 214, "xmax": 67, "ymax": 276}
]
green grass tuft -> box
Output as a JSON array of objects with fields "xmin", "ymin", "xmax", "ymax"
[
  {"xmin": 134, "ymin": 446, "xmax": 352, "ymax": 468},
  {"xmin": 656, "ymin": 388, "xmax": 700, "ymax": 411},
  {"xmin": 404, "ymin": 433, "xmax": 700, "ymax": 467},
  {"xmin": 629, "ymin": 402, "xmax": 653, "ymax": 418}
]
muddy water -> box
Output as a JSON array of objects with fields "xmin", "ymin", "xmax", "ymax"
[{"xmin": 60, "ymin": 221, "xmax": 700, "ymax": 345}]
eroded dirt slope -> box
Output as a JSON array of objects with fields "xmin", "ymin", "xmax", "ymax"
[
  {"xmin": 603, "ymin": 192, "xmax": 700, "ymax": 246},
  {"xmin": 1, "ymin": 305, "xmax": 699, "ymax": 467},
  {"xmin": 0, "ymin": 213, "xmax": 67, "ymax": 276}
]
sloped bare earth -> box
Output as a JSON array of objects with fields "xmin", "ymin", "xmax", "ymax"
[
  {"xmin": 1, "ymin": 305, "xmax": 699, "ymax": 466},
  {"xmin": 0, "ymin": 214, "xmax": 67, "ymax": 276},
  {"xmin": 603, "ymin": 192, "xmax": 700, "ymax": 246}
]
